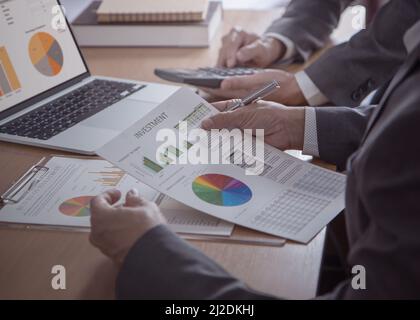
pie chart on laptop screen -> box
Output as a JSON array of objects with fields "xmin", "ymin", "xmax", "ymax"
[
  {"xmin": 192, "ymin": 174, "xmax": 252, "ymax": 207},
  {"xmin": 28, "ymin": 32, "xmax": 63, "ymax": 77}
]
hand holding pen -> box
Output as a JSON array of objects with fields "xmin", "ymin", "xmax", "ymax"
[
  {"xmin": 202, "ymin": 79, "xmax": 305, "ymax": 151},
  {"xmin": 226, "ymin": 80, "xmax": 280, "ymax": 111}
]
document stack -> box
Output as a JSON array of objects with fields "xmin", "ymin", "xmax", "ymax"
[{"xmin": 72, "ymin": 0, "xmax": 223, "ymax": 47}]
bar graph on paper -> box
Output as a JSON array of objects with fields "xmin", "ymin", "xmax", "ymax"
[
  {"xmin": 0, "ymin": 47, "xmax": 21, "ymax": 97},
  {"xmin": 175, "ymin": 103, "xmax": 212, "ymax": 131},
  {"xmin": 88, "ymin": 166, "xmax": 125, "ymax": 187}
]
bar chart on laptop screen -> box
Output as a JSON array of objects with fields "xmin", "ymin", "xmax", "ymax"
[{"xmin": 0, "ymin": 47, "xmax": 21, "ymax": 97}]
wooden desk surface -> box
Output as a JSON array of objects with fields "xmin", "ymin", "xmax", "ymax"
[{"xmin": 0, "ymin": 10, "xmax": 327, "ymax": 300}]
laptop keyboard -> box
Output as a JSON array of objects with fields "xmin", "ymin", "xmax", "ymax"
[{"xmin": 0, "ymin": 79, "xmax": 146, "ymax": 140}]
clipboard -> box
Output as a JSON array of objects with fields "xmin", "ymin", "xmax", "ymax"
[
  {"xmin": 0, "ymin": 154, "xmax": 163, "ymax": 205},
  {"xmin": 0, "ymin": 155, "xmax": 94, "ymax": 232},
  {"xmin": 1, "ymin": 157, "xmax": 49, "ymax": 206},
  {"xmin": 0, "ymin": 154, "xmax": 165, "ymax": 233},
  {"xmin": 0, "ymin": 155, "xmax": 286, "ymax": 247}
]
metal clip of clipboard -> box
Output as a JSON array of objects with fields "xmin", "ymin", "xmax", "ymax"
[{"xmin": 0, "ymin": 159, "xmax": 49, "ymax": 205}]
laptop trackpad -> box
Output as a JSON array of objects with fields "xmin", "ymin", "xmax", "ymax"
[{"xmin": 83, "ymin": 99, "xmax": 157, "ymax": 131}]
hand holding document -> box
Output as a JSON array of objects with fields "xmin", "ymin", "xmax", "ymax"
[{"xmin": 97, "ymin": 88, "xmax": 346, "ymax": 243}]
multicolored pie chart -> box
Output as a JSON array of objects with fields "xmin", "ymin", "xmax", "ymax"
[
  {"xmin": 28, "ymin": 32, "xmax": 63, "ymax": 77},
  {"xmin": 192, "ymin": 174, "xmax": 252, "ymax": 207},
  {"xmin": 59, "ymin": 196, "xmax": 93, "ymax": 217}
]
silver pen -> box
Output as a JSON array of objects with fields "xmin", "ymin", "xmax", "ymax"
[{"xmin": 227, "ymin": 80, "xmax": 280, "ymax": 111}]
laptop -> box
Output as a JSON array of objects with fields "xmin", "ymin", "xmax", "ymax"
[{"xmin": 0, "ymin": 0, "xmax": 179, "ymax": 154}]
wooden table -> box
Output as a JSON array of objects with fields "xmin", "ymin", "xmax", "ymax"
[{"xmin": 0, "ymin": 10, "xmax": 327, "ymax": 300}]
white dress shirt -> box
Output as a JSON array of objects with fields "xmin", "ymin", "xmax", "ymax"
[{"xmin": 303, "ymin": 107, "xmax": 320, "ymax": 157}]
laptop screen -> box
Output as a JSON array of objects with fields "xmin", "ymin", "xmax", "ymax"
[{"xmin": 0, "ymin": 0, "xmax": 87, "ymax": 114}]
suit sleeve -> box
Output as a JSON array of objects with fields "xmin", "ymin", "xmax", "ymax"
[
  {"xmin": 265, "ymin": 0, "xmax": 353, "ymax": 61},
  {"xmin": 305, "ymin": 0, "xmax": 420, "ymax": 106},
  {"xmin": 116, "ymin": 225, "xmax": 276, "ymax": 300},
  {"xmin": 315, "ymin": 105, "xmax": 375, "ymax": 169},
  {"xmin": 325, "ymin": 99, "xmax": 420, "ymax": 299}
]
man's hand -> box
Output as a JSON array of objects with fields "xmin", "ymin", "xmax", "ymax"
[
  {"xmin": 202, "ymin": 100, "xmax": 305, "ymax": 150},
  {"xmin": 90, "ymin": 189, "xmax": 166, "ymax": 266},
  {"xmin": 201, "ymin": 69, "xmax": 307, "ymax": 106},
  {"xmin": 217, "ymin": 27, "xmax": 285, "ymax": 68}
]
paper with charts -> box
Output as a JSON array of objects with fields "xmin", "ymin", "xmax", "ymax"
[
  {"xmin": 0, "ymin": 156, "xmax": 233, "ymax": 236},
  {"xmin": 97, "ymin": 88, "xmax": 346, "ymax": 243}
]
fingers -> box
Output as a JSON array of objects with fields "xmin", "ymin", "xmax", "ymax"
[
  {"xmin": 216, "ymin": 48, "xmax": 227, "ymax": 68},
  {"xmin": 236, "ymin": 42, "xmax": 264, "ymax": 66},
  {"xmin": 200, "ymin": 76, "xmax": 258, "ymax": 99},
  {"xmin": 217, "ymin": 27, "xmax": 255, "ymax": 68},
  {"xmin": 90, "ymin": 189, "xmax": 122, "ymax": 215},
  {"xmin": 219, "ymin": 70, "xmax": 288, "ymax": 94},
  {"xmin": 125, "ymin": 188, "xmax": 148, "ymax": 208},
  {"xmin": 212, "ymin": 100, "xmax": 238, "ymax": 112},
  {"xmin": 199, "ymin": 86, "xmax": 248, "ymax": 99},
  {"xmin": 201, "ymin": 108, "xmax": 247, "ymax": 130},
  {"xmin": 225, "ymin": 30, "xmax": 244, "ymax": 68},
  {"xmin": 220, "ymin": 73, "xmax": 266, "ymax": 91}
]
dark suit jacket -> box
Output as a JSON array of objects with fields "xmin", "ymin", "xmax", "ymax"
[
  {"xmin": 266, "ymin": 0, "xmax": 354, "ymax": 61},
  {"xmin": 266, "ymin": 0, "xmax": 420, "ymax": 106},
  {"xmin": 115, "ymin": 23, "xmax": 420, "ymax": 299}
]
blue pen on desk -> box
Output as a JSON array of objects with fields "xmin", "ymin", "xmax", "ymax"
[{"xmin": 226, "ymin": 80, "xmax": 280, "ymax": 112}]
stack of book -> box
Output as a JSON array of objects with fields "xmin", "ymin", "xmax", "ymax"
[{"xmin": 72, "ymin": 0, "xmax": 223, "ymax": 47}]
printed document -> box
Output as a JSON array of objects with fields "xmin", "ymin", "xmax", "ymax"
[
  {"xmin": 97, "ymin": 88, "xmax": 346, "ymax": 243},
  {"xmin": 0, "ymin": 156, "xmax": 233, "ymax": 236}
]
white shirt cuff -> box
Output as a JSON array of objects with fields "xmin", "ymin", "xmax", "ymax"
[
  {"xmin": 264, "ymin": 33, "xmax": 296, "ymax": 62},
  {"xmin": 295, "ymin": 71, "xmax": 329, "ymax": 106},
  {"xmin": 303, "ymin": 107, "xmax": 320, "ymax": 157}
]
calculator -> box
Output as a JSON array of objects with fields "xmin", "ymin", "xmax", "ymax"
[{"xmin": 154, "ymin": 67, "xmax": 262, "ymax": 88}]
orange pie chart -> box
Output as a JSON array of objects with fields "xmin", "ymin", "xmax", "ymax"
[{"xmin": 28, "ymin": 32, "xmax": 63, "ymax": 77}]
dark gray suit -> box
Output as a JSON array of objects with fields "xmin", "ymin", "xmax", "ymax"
[
  {"xmin": 115, "ymin": 20, "xmax": 420, "ymax": 299},
  {"xmin": 266, "ymin": 0, "xmax": 420, "ymax": 106},
  {"xmin": 266, "ymin": 0, "xmax": 354, "ymax": 61}
]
